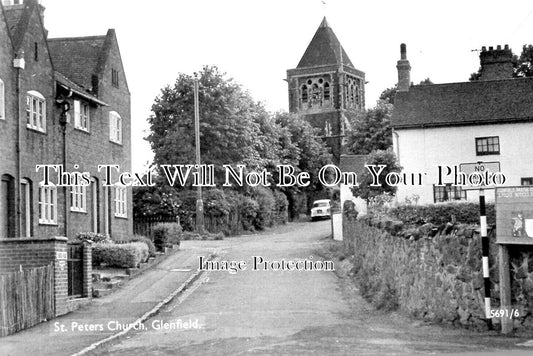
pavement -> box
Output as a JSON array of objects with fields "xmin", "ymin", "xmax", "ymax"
[{"xmin": 0, "ymin": 242, "xmax": 215, "ymax": 356}]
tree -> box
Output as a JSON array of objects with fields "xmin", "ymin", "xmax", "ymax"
[
  {"xmin": 146, "ymin": 65, "xmax": 267, "ymax": 176},
  {"xmin": 351, "ymin": 149, "xmax": 402, "ymax": 201},
  {"xmin": 515, "ymin": 45, "xmax": 533, "ymax": 78},
  {"xmin": 344, "ymin": 100, "xmax": 393, "ymax": 154},
  {"xmin": 379, "ymin": 85, "xmax": 397, "ymax": 104},
  {"xmin": 273, "ymin": 112, "xmax": 332, "ymax": 219}
]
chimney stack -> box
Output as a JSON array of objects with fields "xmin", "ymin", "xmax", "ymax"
[
  {"xmin": 397, "ymin": 43, "xmax": 411, "ymax": 92},
  {"xmin": 478, "ymin": 44, "xmax": 514, "ymax": 81}
]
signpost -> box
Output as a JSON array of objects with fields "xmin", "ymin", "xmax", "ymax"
[
  {"xmin": 459, "ymin": 161, "xmax": 502, "ymax": 330},
  {"xmin": 494, "ymin": 186, "xmax": 533, "ymax": 334}
]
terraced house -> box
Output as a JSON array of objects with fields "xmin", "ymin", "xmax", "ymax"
[{"xmin": 0, "ymin": 0, "xmax": 132, "ymax": 241}]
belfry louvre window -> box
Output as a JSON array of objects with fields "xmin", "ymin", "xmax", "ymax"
[
  {"xmin": 476, "ymin": 136, "xmax": 500, "ymax": 155},
  {"xmin": 26, "ymin": 91, "xmax": 46, "ymax": 132},
  {"xmin": 433, "ymin": 184, "xmax": 466, "ymax": 203}
]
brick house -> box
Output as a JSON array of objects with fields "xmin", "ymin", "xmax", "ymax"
[
  {"xmin": 391, "ymin": 43, "xmax": 533, "ymax": 205},
  {"xmin": 287, "ymin": 17, "xmax": 365, "ymax": 164},
  {"xmin": 0, "ymin": 0, "xmax": 132, "ymax": 240}
]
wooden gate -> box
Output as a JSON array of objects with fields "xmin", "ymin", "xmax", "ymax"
[{"xmin": 67, "ymin": 244, "xmax": 83, "ymax": 297}]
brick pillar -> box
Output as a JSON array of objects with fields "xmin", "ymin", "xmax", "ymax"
[
  {"xmin": 53, "ymin": 238, "xmax": 69, "ymax": 316},
  {"xmin": 82, "ymin": 241, "xmax": 92, "ymax": 298}
]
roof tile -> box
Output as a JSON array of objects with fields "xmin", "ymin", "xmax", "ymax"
[{"xmin": 392, "ymin": 78, "xmax": 533, "ymax": 128}]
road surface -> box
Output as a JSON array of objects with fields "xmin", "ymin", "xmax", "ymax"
[{"xmin": 97, "ymin": 221, "xmax": 532, "ymax": 355}]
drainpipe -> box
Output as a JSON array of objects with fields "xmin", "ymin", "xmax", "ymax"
[
  {"xmin": 58, "ymin": 100, "xmax": 70, "ymax": 238},
  {"xmin": 13, "ymin": 51, "xmax": 25, "ymax": 238},
  {"xmin": 393, "ymin": 129, "xmax": 400, "ymax": 164}
]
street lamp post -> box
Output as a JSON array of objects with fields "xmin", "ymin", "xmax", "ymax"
[{"xmin": 194, "ymin": 75, "xmax": 205, "ymax": 234}]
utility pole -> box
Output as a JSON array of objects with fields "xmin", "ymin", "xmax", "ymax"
[{"xmin": 194, "ymin": 74, "xmax": 205, "ymax": 234}]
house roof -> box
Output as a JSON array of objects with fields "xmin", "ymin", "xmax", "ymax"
[
  {"xmin": 47, "ymin": 35, "xmax": 106, "ymax": 91},
  {"xmin": 55, "ymin": 71, "xmax": 108, "ymax": 106},
  {"xmin": 339, "ymin": 154, "xmax": 367, "ymax": 176},
  {"xmin": 392, "ymin": 78, "xmax": 533, "ymax": 129},
  {"xmin": 4, "ymin": 2, "xmax": 35, "ymax": 51},
  {"xmin": 297, "ymin": 17, "xmax": 355, "ymax": 69}
]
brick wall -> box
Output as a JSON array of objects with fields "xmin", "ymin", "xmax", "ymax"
[{"xmin": 0, "ymin": 237, "xmax": 68, "ymax": 316}]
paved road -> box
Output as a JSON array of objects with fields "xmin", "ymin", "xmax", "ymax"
[{"xmin": 98, "ymin": 221, "xmax": 532, "ymax": 355}]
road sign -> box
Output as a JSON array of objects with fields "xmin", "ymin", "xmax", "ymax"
[
  {"xmin": 495, "ymin": 186, "xmax": 533, "ymax": 245},
  {"xmin": 459, "ymin": 161, "xmax": 502, "ymax": 190}
]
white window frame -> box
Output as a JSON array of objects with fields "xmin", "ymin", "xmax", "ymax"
[
  {"xmin": 74, "ymin": 100, "xmax": 90, "ymax": 132},
  {"xmin": 0, "ymin": 78, "xmax": 5, "ymax": 120},
  {"xmin": 109, "ymin": 111, "xmax": 122, "ymax": 144},
  {"xmin": 26, "ymin": 90, "xmax": 46, "ymax": 132},
  {"xmin": 70, "ymin": 185, "xmax": 87, "ymax": 213},
  {"xmin": 38, "ymin": 184, "xmax": 57, "ymax": 225},
  {"xmin": 114, "ymin": 185, "xmax": 127, "ymax": 218}
]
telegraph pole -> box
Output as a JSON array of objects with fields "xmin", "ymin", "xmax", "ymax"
[{"xmin": 194, "ymin": 74, "xmax": 205, "ymax": 234}]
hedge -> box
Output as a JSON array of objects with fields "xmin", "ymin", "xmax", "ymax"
[
  {"xmin": 92, "ymin": 242, "xmax": 149, "ymax": 268},
  {"xmin": 153, "ymin": 222, "xmax": 182, "ymax": 251},
  {"xmin": 116, "ymin": 235, "xmax": 156, "ymax": 257},
  {"xmin": 76, "ymin": 232, "xmax": 111, "ymax": 244},
  {"xmin": 387, "ymin": 202, "xmax": 495, "ymax": 226}
]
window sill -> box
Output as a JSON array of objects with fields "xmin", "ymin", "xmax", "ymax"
[
  {"xmin": 476, "ymin": 152, "xmax": 500, "ymax": 156},
  {"xmin": 70, "ymin": 209, "xmax": 88, "ymax": 214},
  {"xmin": 114, "ymin": 215, "xmax": 128, "ymax": 220},
  {"xmin": 27, "ymin": 126, "xmax": 46, "ymax": 134},
  {"xmin": 38, "ymin": 221, "xmax": 58, "ymax": 226},
  {"xmin": 74, "ymin": 127, "xmax": 90, "ymax": 134},
  {"xmin": 109, "ymin": 140, "xmax": 123, "ymax": 146}
]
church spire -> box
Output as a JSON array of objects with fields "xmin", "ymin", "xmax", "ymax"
[{"xmin": 296, "ymin": 17, "xmax": 354, "ymax": 68}]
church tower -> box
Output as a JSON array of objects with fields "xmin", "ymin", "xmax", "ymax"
[{"xmin": 287, "ymin": 17, "xmax": 365, "ymax": 164}]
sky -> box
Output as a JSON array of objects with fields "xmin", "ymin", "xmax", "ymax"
[{"xmin": 40, "ymin": 0, "xmax": 533, "ymax": 173}]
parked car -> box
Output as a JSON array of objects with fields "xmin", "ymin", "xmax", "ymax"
[{"xmin": 310, "ymin": 199, "xmax": 331, "ymax": 221}]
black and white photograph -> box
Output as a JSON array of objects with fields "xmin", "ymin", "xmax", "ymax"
[{"xmin": 1, "ymin": 0, "xmax": 533, "ymax": 355}]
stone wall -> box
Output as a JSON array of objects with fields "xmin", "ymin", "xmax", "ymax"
[{"xmin": 343, "ymin": 217, "xmax": 533, "ymax": 332}]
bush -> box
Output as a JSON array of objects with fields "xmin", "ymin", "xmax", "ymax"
[
  {"xmin": 388, "ymin": 202, "xmax": 495, "ymax": 226},
  {"xmin": 92, "ymin": 242, "xmax": 149, "ymax": 268},
  {"xmin": 272, "ymin": 190, "xmax": 289, "ymax": 224},
  {"xmin": 252, "ymin": 187, "xmax": 275, "ymax": 230},
  {"xmin": 229, "ymin": 192, "xmax": 258, "ymax": 232},
  {"xmin": 153, "ymin": 222, "xmax": 182, "ymax": 251},
  {"xmin": 76, "ymin": 232, "xmax": 111, "ymax": 244},
  {"xmin": 116, "ymin": 235, "xmax": 156, "ymax": 257},
  {"xmin": 343, "ymin": 200, "xmax": 359, "ymax": 220}
]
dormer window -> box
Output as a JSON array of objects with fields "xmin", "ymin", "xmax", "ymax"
[
  {"xmin": 109, "ymin": 111, "xmax": 122, "ymax": 144},
  {"xmin": 26, "ymin": 90, "xmax": 46, "ymax": 132},
  {"xmin": 74, "ymin": 100, "xmax": 90, "ymax": 132}
]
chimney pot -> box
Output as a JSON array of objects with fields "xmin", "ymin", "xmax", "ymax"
[
  {"xmin": 400, "ymin": 43, "xmax": 407, "ymax": 60},
  {"xmin": 397, "ymin": 43, "xmax": 411, "ymax": 92}
]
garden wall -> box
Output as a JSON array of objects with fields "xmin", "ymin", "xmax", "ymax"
[{"xmin": 343, "ymin": 217, "xmax": 533, "ymax": 332}]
